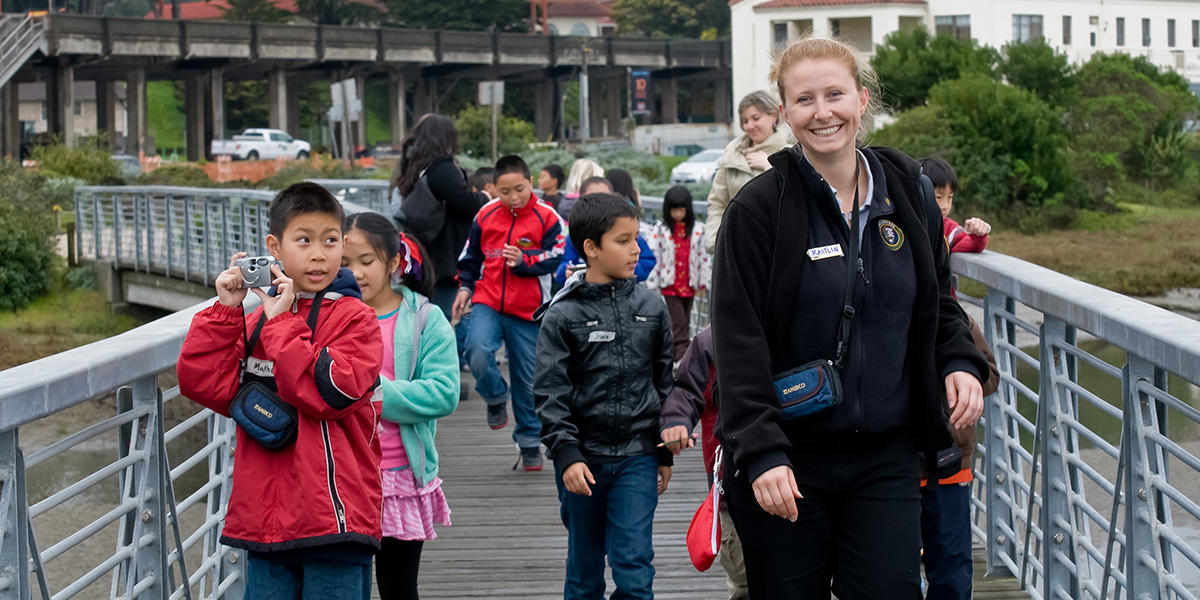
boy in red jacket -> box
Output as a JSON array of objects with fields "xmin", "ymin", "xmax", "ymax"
[
  {"xmin": 453, "ymin": 155, "xmax": 566, "ymax": 471},
  {"xmin": 920, "ymin": 157, "xmax": 991, "ymax": 253},
  {"xmin": 178, "ymin": 182, "xmax": 383, "ymax": 599}
]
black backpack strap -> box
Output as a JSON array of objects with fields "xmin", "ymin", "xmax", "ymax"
[{"xmin": 242, "ymin": 290, "xmax": 327, "ymax": 366}]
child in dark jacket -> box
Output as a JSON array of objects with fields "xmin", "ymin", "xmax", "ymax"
[
  {"xmin": 534, "ymin": 192, "xmax": 675, "ymax": 600},
  {"xmin": 178, "ymin": 182, "xmax": 383, "ymax": 599}
]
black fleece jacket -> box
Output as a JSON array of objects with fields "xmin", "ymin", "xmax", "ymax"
[
  {"xmin": 711, "ymin": 146, "xmax": 988, "ymax": 483},
  {"xmin": 422, "ymin": 156, "xmax": 488, "ymax": 287}
]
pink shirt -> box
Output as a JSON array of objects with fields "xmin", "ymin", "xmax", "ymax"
[{"xmin": 378, "ymin": 308, "xmax": 410, "ymax": 470}]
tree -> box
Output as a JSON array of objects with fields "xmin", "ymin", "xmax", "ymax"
[
  {"xmin": 999, "ymin": 39, "xmax": 1074, "ymax": 106},
  {"xmin": 870, "ymin": 26, "xmax": 998, "ymax": 111},
  {"xmin": 225, "ymin": 81, "xmax": 271, "ymax": 135},
  {"xmin": 453, "ymin": 105, "xmax": 533, "ymax": 158},
  {"xmin": 221, "ymin": 0, "xmax": 291, "ymax": 22},
  {"xmin": 611, "ymin": 0, "xmax": 729, "ymax": 39},
  {"xmin": 383, "ymin": 0, "xmax": 529, "ymax": 31},
  {"xmin": 874, "ymin": 74, "xmax": 1074, "ymax": 218},
  {"xmin": 295, "ymin": 0, "xmax": 383, "ymax": 25}
]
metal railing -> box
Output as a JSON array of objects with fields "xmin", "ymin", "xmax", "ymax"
[
  {"xmin": 1, "ymin": 13, "xmax": 47, "ymax": 89},
  {"xmin": 0, "ymin": 301, "xmax": 243, "ymax": 600},
  {"xmin": 62, "ymin": 183, "xmax": 1200, "ymax": 599}
]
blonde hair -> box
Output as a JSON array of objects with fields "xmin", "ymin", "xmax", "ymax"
[
  {"xmin": 768, "ymin": 36, "xmax": 882, "ymax": 142},
  {"xmin": 564, "ymin": 158, "xmax": 604, "ymax": 195}
]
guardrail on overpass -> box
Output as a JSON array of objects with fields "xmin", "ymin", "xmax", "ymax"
[{"xmin": 35, "ymin": 181, "xmax": 1200, "ymax": 599}]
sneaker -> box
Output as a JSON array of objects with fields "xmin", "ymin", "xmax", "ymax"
[
  {"xmin": 519, "ymin": 446, "xmax": 544, "ymax": 471},
  {"xmin": 486, "ymin": 403, "xmax": 508, "ymax": 430}
]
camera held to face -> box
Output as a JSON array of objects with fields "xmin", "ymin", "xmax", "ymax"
[{"xmin": 235, "ymin": 256, "xmax": 279, "ymax": 288}]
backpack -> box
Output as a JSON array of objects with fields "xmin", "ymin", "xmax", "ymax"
[{"xmin": 392, "ymin": 172, "xmax": 445, "ymax": 247}]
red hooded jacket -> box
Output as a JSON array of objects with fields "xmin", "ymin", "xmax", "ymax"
[
  {"xmin": 177, "ymin": 269, "xmax": 383, "ymax": 553},
  {"xmin": 456, "ymin": 196, "xmax": 565, "ymax": 321}
]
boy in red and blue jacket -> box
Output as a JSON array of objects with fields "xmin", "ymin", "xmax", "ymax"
[
  {"xmin": 453, "ymin": 154, "xmax": 565, "ymax": 471},
  {"xmin": 177, "ymin": 182, "xmax": 383, "ymax": 599}
]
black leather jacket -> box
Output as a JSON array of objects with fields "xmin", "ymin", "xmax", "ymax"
[{"xmin": 533, "ymin": 274, "xmax": 675, "ymax": 471}]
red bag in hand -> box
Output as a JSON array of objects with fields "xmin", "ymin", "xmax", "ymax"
[{"xmin": 686, "ymin": 446, "xmax": 723, "ymax": 571}]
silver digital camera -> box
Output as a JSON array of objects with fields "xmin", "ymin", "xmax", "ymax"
[{"xmin": 234, "ymin": 256, "xmax": 278, "ymax": 288}]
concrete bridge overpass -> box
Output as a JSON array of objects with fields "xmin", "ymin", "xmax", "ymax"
[{"xmin": 0, "ymin": 13, "xmax": 732, "ymax": 160}]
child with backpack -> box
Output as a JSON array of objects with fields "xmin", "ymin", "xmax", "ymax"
[
  {"xmin": 178, "ymin": 182, "xmax": 383, "ymax": 599},
  {"xmin": 343, "ymin": 212, "xmax": 459, "ymax": 600}
]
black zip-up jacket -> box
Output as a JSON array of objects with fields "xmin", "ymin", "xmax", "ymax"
[
  {"xmin": 712, "ymin": 146, "xmax": 988, "ymax": 483},
  {"xmin": 533, "ymin": 273, "xmax": 675, "ymax": 471}
]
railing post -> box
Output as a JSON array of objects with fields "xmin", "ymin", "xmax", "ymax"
[
  {"xmin": 1123, "ymin": 355, "xmax": 1166, "ymax": 600},
  {"xmin": 211, "ymin": 415, "xmax": 244, "ymax": 598},
  {"xmin": 128, "ymin": 375, "xmax": 168, "ymax": 599},
  {"xmin": 1038, "ymin": 317, "xmax": 1080, "ymax": 599},
  {"xmin": 0, "ymin": 429, "xmax": 31, "ymax": 600},
  {"xmin": 983, "ymin": 288, "xmax": 1016, "ymax": 576}
]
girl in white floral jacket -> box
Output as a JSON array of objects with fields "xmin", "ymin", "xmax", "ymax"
[{"xmin": 646, "ymin": 185, "xmax": 713, "ymax": 360}]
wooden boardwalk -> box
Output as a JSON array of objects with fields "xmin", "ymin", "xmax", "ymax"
[{"xmin": 385, "ymin": 379, "xmax": 1031, "ymax": 599}]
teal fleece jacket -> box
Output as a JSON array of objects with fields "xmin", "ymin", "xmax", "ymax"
[{"xmin": 379, "ymin": 286, "xmax": 461, "ymax": 487}]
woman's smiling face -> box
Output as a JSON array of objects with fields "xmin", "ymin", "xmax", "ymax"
[{"xmin": 779, "ymin": 57, "xmax": 869, "ymax": 161}]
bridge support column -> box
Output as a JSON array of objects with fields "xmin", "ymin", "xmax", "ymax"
[
  {"xmin": 606, "ymin": 76, "xmax": 622, "ymax": 138},
  {"xmin": 208, "ymin": 67, "xmax": 225, "ymax": 144},
  {"xmin": 660, "ymin": 76, "xmax": 678, "ymax": 124},
  {"xmin": 355, "ymin": 73, "xmax": 367, "ymax": 154},
  {"xmin": 185, "ymin": 74, "xmax": 206, "ymax": 162},
  {"xmin": 59, "ymin": 65, "xmax": 75, "ymax": 148},
  {"xmin": 96, "ymin": 80, "xmax": 119, "ymax": 150},
  {"xmin": 714, "ymin": 77, "xmax": 730, "ymax": 124},
  {"xmin": 0, "ymin": 82, "xmax": 18, "ymax": 159},
  {"xmin": 388, "ymin": 70, "xmax": 407, "ymax": 146},
  {"xmin": 268, "ymin": 69, "xmax": 288, "ymax": 133},
  {"xmin": 413, "ymin": 78, "xmax": 435, "ymax": 120},
  {"xmin": 286, "ymin": 79, "xmax": 300, "ymax": 140},
  {"xmin": 589, "ymin": 76, "xmax": 606, "ymax": 137},
  {"xmin": 126, "ymin": 69, "xmax": 146, "ymax": 158},
  {"xmin": 534, "ymin": 78, "xmax": 555, "ymax": 142}
]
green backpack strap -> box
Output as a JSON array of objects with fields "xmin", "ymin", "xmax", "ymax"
[{"xmin": 407, "ymin": 294, "xmax": 436, "ymax": 381}]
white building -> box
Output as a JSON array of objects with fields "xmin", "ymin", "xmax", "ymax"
[{"xmin": 730, "ymin": 0, "xmax": 1200, "ymax": 115}]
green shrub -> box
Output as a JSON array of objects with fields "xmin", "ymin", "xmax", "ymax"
[
  {"xmin": 257, "ymin": 155, "xmax": 367, "ymax": 190},
  {"xmin": 0, "ymin": 161, "xmax": 58, "ymax": 310},
  {"xmin": 136, "ymin": 164, "xmax": 218, "ymax": 187},
  {"xmin": 29, "ymin": 139, "xmax": 125, "ymax": 185},
  {"xmin": 454, "ymin": 106, "xmax": 535, "ymax": 158}
]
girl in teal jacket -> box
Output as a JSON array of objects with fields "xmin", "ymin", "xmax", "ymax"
[{"xmin": 344, "ymin": 212, "xmax": 460, "ymax": 600}]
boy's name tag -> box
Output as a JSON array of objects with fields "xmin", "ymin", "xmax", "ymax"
[
  {"xmin": 806, "ymin": 244, "xmax": 844, "ymax": 261},
  {"xmin": 246, "ymin": 356, "xmax": 275, "ymax": 378},
  {"xmin": 588, "ymin": 331, "xmax": 616, "ymax": 343}
]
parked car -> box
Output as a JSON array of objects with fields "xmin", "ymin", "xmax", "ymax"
[
  {"xmin": 669, "ymin": 149, "xmax": 723, "ymax": 183},
  {"xmin": 111, "ymin": 154, "xmax": 142, "ymax": 180},
  {"xmin": 210, "ymin": 128, "xmax": 311, "ymax": 161}
]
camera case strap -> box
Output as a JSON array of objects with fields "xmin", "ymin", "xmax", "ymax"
[{"xmin": 231, "ymin": 291, "xmax": 326, "ymax": 450}]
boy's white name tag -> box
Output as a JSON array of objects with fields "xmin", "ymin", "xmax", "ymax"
[
  {"xmin": 246, "ymin": 356, "xmax": 275, "ymax": 378},
  {"xmin": 806, "ymin": 243, "xmax": 844, "ymax": 261},
  {"xmin": 588, "ymin": 331, "xmax": 616, "ymax": 343}
]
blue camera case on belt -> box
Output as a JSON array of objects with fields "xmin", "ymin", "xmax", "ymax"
[
  {"xmin": 230, "ymin": 381, "xmax": 298, "ymax": 450},
  {"xmin": 773, "ymin": 359, "xmax": 843, "ymax": 420}
]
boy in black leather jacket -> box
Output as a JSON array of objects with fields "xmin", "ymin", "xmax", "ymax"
[{"xmin": 533, "ymin": 192, "xmax": 675, "ymax": 600}]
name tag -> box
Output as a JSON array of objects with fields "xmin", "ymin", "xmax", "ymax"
[
  {"xmin": 246, "ymin": 356, "xmax": 275, "ymax": 378},
  {"xmin": 806, "ymin": 244, "xmax": 844, "ymax": 261},
  {"xmin": 588, "ymin": 331, "xmax": 616, "ymax": 343}
]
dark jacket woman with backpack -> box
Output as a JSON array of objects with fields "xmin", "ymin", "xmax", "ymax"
[{"xmin": 389, "ymin": 114, "xmax": 488, "ymax": 317}]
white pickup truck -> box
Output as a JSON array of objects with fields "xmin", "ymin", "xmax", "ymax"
[{"xmin": 210, "ymin": 128, "xmax": 311, "ymax": 160}]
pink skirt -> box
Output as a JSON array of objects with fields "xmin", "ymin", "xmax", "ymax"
[{"xmin": 381, "ymin": 469, "xmax": 451, "ymax": 541}]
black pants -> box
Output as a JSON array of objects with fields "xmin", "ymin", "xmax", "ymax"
[
  {"xmin": 725, "ymin": 432, "xmax": 922, "ymax": 600},
  {"xmin": 375, "ymin": 538, "xmax": 424, "ymax": 600}
]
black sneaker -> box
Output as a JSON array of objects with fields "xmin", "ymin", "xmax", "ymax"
[
  {"xmin": 486, "ymin": 403, "xmax": 508, "ymax": 430},
  {"xmin": 519, "ymin": 446, "xmax": 543, "ymax": 471}
]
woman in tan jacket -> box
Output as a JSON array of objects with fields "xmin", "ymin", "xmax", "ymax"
[{"xmin": 705, "ymin": 91, "xmax": 793, "ymax": 252}]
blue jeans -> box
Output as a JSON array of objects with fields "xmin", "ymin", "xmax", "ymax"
[
  {"xmin": 920, "ymin": 482, "xmax": 973, "ymax": 600},
  {"xmin": 246, "ymin": 555, "xmax": 372, "ymax": 600},
  {"xmin": 465, "ymin": 303, "xmax": 541, "ymax": 448},
  {"xmin": 555, "ymin": 454, "xmax": 659, "ymax": 600},
  {"xmin": 433, "ymin": 282, "xmax": 469, "ymax": 367}
]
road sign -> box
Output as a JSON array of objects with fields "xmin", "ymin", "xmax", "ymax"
[
  {"xmin": 479, "ymin": 81, "xmax": 505, "ymax": 106},
  {"xmin": 631, "ymin": 70, "xmax": 651, "ymax": 117}
]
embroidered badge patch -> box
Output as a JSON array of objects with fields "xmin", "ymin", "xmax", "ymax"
[
  {"xmin": 517, "ymin": 236, "xmax": 535, "ymax": 248},
  {"xmin": 878, "ymin": 219, "xmax": 904, "ymax": 251}
]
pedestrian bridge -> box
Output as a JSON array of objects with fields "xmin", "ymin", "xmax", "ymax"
[{"xmin": 0, "ymin": 182, "xmax": 1197, "ymax": 598}]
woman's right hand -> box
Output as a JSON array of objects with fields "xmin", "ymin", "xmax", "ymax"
[
  {"xmin": 745, "ymin": 150, "xmax": 770, "ymax": 171},
  {"xmin": 751, "ymin": 464, "xmax": 803, "ymax": 522}
]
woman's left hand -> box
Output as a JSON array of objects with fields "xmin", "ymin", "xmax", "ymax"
[{"xmin": 945, "ymin": 371, "xmax": 984, "ymax": 429}]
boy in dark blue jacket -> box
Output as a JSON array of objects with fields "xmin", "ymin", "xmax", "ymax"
[{"xmin": 534, "ymin": 193, "xmax": 675, "ymax": 600}]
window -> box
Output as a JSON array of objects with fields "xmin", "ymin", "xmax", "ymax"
[
  {"xmin": 1090, "ymin": 16, "xmax": 1099, "ymax": 47},
  {"xmin": 830, "ymin": 19, "xmax": 841, "ymax": 38},
  {"xmin": 1168, "ymin": 19, "xmax": 1176, "ymax": 47},
  {"xmin": 1117, "ymin": 17, "xmax": 1125, "ymax": 46},
  {"xmin": 73, "ymin": 101, "xmax": 82, "ymax": 116},
  {"xmin": 1143, "ymin": 18, "xmax": 1150, "ymax": 46},
  {"xmin": 1193, "ymin": 20, "xmax": 1199, "ymax": 47},
  {"xmin": 1062, "ymin": 15, "xmax": 1072, "ymax": 45},
  {"xmin": 1012, "ymin": 14, "xmax": 1044, "ymax": 42},
  {"xmin": 935, "ymin": 15, "xmax": 971, "ymax": 40},
  {"xmin": 773, "ymin": 22, "xmax": 788, "ymax": 50}
]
